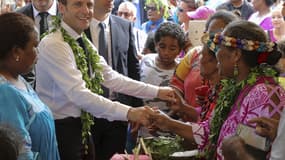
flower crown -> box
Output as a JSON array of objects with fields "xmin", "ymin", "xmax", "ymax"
[
  {"xmin": 201, "ymin": 32, "xmax": 276, "ymax": 53},
  {"xmin": 201, "ymin": 32, "xmax": 278, "ymax": 64}
]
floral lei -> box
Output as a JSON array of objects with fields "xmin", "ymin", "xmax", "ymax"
[
  {"xmin": 48, "ymin": 17, "xmax": 104, "ymax": 153},
  {"xmin": 203, "ymin": 65, "xmax": 278, "ymax": 159}
]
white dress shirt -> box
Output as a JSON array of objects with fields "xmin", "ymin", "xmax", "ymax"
[
  {"xmin": 36, "ymin": 21, "xmax": 159, "ymax": 120},
  {"xmin": 32, "ymin": 0, "xmax": 57, "ymax": 32}
]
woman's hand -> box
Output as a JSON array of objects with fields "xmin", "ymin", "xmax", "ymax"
[
  {"xmin": 150, "ymin": 110, "xmax": 173, "ymax": 131},
  {"xmin": 248, "ymin": 117, "xmax": 279, "ymax": 141}
]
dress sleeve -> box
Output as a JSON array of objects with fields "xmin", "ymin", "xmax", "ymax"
[
  {"xmin": 170, "ymin": 48, "xmax": 198, "ymax": 94},
  {"xmin": 0, "ymin": 85, "xmax": 33, "ymax": 159},
  {"xmin": 240, "ymin": 83, "xmax": 285, "ymax": 123},
  {"xmin": 184, "ymin": 119, "xmax": 210, "ymax": 151}
]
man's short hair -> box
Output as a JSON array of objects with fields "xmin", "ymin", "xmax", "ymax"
[{"xmin": 118, "ymin": 1, "xmax": 137, "ymax": 17}]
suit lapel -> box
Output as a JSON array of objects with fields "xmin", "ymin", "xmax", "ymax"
[
  {"xmin": 26, "ymin": 4, "xmax": 34, "ymax": 20},
  {"xmin": 109, "ymin": 15, "xmax": 119, "ymax": 69}
]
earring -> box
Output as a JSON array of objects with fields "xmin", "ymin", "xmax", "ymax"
[
  {"xmin": 234, "ymin": 63, "xmax": 238, "ymax": 77},
  {"xmin": 15, "ymin": 56, "xmax": 20, "ymax": 62}
]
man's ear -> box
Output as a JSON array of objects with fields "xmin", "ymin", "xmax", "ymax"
[{"xmin": 58, "ymin": 2, "xmax": 65, "ymax": 15}]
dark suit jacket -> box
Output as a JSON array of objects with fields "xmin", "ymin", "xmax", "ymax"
[
  {"xmin": 16, "ymin": 2, "xmax": 60, "ymax": 19},
  {"xmin": 16, "ymin": 3, "xmax": 34, "ymax": 19},
  {"xmin": 16, "ymin": 3, "xmax": 59, "ymax": 88},
  {"xmin": 85, "ymin": 15, "xmax": 142, "ymax": 107}
]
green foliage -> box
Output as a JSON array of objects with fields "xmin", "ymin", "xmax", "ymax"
[
  {"xmin": 143, "ymin": 136, "xmax": 184, "ymax": 160},
  {"xmin": 203, "ymin": 65, "xmax": 278, "ymax": 159}
]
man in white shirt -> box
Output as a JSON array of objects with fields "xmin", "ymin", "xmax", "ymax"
[{"xmin": 36, "ymin": 0, "xmax": 175, "ymax": 159}]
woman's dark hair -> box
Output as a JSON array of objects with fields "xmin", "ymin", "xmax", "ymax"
[
  {"xmin": 265, "ymin": 0, "xmax": 274, "ymax": 7},
  {"xmin": 0, "ymin": 12, "xmax": 35, "ymax": 60},
  {"xmin": 203, "ymin": 10, "xmax": 238, "ymax": 58},
  {"xmin": 144, "ymin": 32, "xmax": 156, "ymax": 53},
  {"xmin": 0, "ymin": 124, "xmax": 23, "ymax": 160},
  {"xmin": 205, "ymin": 10, "xmax": 239, "ymax": 32},
  {"xmin": 154, "ymin": 22, "xmax": 186, "ymax": 49},
  {"xmin": 223, "ymin": 20, "xmax": 281, "ymax": 67}
]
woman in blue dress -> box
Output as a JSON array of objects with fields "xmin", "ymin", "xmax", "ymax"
[{"xmin": 0, "ymin": 12, "xmax": 60, "ymax": 160}]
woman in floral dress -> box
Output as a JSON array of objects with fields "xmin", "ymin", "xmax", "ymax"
[{"xmin": 151, "ymin": 20, "xmax": 285, "ymax": 160}]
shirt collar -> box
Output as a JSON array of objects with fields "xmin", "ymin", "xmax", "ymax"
[
  {"xmin": 33, "ymin": 0, "xmax": 57, "ymax": 18},
  {"xmin": 61, "ymin": 21, "xmax": 82, "ymax": 40},
  {"xmin": 92, "ymin": 15, "xmax": 110, "ymax": 27}
]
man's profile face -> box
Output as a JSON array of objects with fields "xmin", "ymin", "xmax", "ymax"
[
  {"xmin": 32, "ymin": 0, "xmax": 54, "ymax": 12},
  {"xmin": 59, "ymin": 0, "xmax": 94, "ymax": 34}
]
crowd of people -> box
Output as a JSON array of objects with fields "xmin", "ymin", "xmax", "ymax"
[{"xmin": 1, "ymin": 0, "xmax": 285, "ymax": 160}]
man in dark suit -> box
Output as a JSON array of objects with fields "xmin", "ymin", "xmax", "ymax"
[
  {"xmin": 16, "ymin": 0, "xmax": 58, "ymax": 88},
  {"xmin": 85, "ymin": 0, "xmax": 143, "ymax": 159}
]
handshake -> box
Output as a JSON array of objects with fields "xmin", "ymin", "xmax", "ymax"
[
  {"xmin": 127, "ymin": 106, "xmax": 172, "ymax": 131},
  {"xmin": 126, "ymin": 86, "xmax": 181, "ymax": 131}
]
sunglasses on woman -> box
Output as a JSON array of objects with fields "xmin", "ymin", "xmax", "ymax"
[{"xmin": 144, "ymin": 6, "xmax": 158, "ymax": 11}]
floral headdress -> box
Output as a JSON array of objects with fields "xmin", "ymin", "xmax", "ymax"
[{"xmin": 201, "ymin": 32, "xmax": 277, "ymax": 64}]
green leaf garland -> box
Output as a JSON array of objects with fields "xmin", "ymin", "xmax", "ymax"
[{"xmin": 203, "ymin": 65, "xmax": 277, "ymax": 159}]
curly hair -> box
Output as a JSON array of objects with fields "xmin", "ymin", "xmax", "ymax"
[
  {"xmin": 154, "ymin": 22, "xmax": 186, "ymax": 49},
  {"xmin": 0, "ymin": 124, "xmax": 23, "ymax": 160},
  {"xmin": 0, "ymin": 12, "xmax": 35, "ymax": 60}
]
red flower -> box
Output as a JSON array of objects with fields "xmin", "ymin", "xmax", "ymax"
[{"xmin": 257, "ymin": 52, "xmax": 269, "ymax": 64}]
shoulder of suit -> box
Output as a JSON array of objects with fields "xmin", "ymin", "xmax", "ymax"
[
  {"xmin": 110, "ymin": 14, "xmax": 132, "ymax": 26},
  {"xmin": 15, "ymin": 3, "xmax": 32, "ymax": 14}
]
